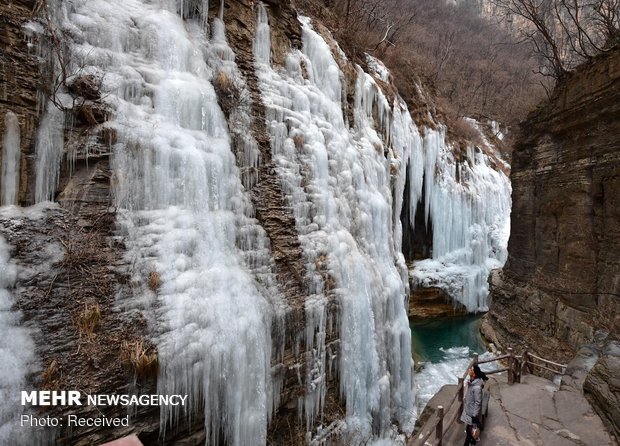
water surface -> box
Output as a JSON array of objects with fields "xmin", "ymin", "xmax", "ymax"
[{"xmin": 411, "ymin": 315, "xmax": 488, "ymax": 414}]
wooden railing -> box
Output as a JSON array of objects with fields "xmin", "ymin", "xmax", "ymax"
[
  {"xmin": 408, "ymin": 348, "xmax": 567, "ymax": 446},
  {"xmin": 519, "ymin": 350, "xmax": 567, "ymax": 378}
]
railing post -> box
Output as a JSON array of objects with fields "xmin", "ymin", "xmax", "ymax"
[
  {"xmin": 436, "ymin": 405, "xmax": 444, "ymax": 446},
  {"xmin": 522, "ymin": 351, "xmax": 529, "ymax": 377},
  {"xmin": 473, "ymin": 353, "xmax": 479, "ymax": 366},
  {"xmin": 508, "ymin": 347, "xmax": 514, "ymax": 384},
  {"xmin": 458, "ymin": 377, "xmax": 464, "ymax": 421}
]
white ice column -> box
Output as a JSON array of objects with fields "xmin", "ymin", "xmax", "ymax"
[
  {"xmin": 2, "ymin": 112, "xmax": 21, "ymax": 206},
  {"xmin": 34, "ymin": 103, "xmax": 64, "ymax": 203}
]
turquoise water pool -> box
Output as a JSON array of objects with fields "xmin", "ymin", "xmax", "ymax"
[{"xmin": 410, "ymin": 315, "xmax": 487, "ymax": 364}]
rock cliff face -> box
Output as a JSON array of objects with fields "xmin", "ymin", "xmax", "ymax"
[
  {"xmin": 0, "ymin": 0, "xmax": 41, "ymax": 204},
  {"xmin": 485, "ymin": 46, "xmax": 620, "ymax": 358},
  {"xmin": 484, "ymin": 45, "xmax": 620, "ymax": 436}
]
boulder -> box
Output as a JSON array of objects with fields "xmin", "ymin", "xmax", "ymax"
[{"xmin": 584, "ymin": 340, "xmax": 620, "ymax": 439}]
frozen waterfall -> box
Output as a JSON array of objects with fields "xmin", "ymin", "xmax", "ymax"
[
  {"xmin": 2, "ymin": 112, "xmax": 21, "ymax": 206},
  {"xmin": 361, "ymin": 56, "xmax": 511, "ymax": 313},
  {"xmin": 409, "ymin": 125, "xmax": 511, "ymax": 312},
  {"xmin": 255, "ymin": 8, "xmax": 414, "ymax": 440},
  {"xmin": 54, "ymin": 0, "xmax": 282, "ymax": 444},
  {"xmin": 24, "ymin": 0, "xmax": 512, "ymax": 443},
  {"xmin": 34, "ymin": 102, "xmax": 65, "ymax": 204}
]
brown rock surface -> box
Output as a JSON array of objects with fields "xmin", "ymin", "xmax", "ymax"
[
  {"xmin": 487, "ymin": 46, "xmax": 620, "ymax": 360},
  {"xmin": 0, "ymin": 0, "xmax": 44, "ymax": 204},
  {"xmin": 583, "ymin": 340, "xmax": 620, "ymax": 439},
  {"xmin": 408, "ymin": 286, "xmax": 467, "ymax": 319},
  {"xmin": 486, "ymin": 46, "xmax": 620, "ymax": 444}
]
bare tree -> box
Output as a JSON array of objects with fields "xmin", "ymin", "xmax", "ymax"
[
  {"xmin": 299, "ymin": 0, "xmax": 547, "ymax": 126},
  {"xmin": 490, "ymin": 0, "xmax": 620, "ymax": 79},
  {"xmin": 592, "ymin": 0, "xmax": 620, "ymax": 42},
  {"xmin": 334, "ymin": 0, "xmax": 417, "ymax": 51}
]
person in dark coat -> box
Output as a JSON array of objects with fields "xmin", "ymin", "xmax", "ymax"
[{"xmin": 460, "ymin": 364, "xmax": 488, "ymax": 445}]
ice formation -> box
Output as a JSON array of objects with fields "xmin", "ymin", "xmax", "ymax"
[
  {"xmin": 409, "ymin": 122, "xmax": 511, "ymax": 312},
  {"xmin": 254, "ymin": 2, "xmax": 509, "ymax": 437},
  {"xmin": 254, "ymin": 8, "xmax": 415, "ymax": 439},
  {"xmin": 21, "ymin": 0, "xmax": 511, "ymax": 443},
  {"xmin": 34, "ymin": 102, "xmax": 65, "ymax": 203},
  {"xmin": 2, "ymin": 112, "xmax": 21, "ymax": 206},
  {"xmin": 0, "ymin": 236, "xmax": 36, "ymax": 444},
  {"xmin": 49, "ymin": 0, "xmax": 283, "ymax": 444}
]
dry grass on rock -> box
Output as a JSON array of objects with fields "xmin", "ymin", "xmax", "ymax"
[
  {"xmin": 75, "ymin": 302, "xmax": 101, "ymax": 339},
  {"xmin": 121, "ymin": 339, "xmax": 159, "ymax": 379}
]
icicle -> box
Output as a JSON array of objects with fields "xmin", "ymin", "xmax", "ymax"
[
  {"xmin": 254, "ymin": 3, "xmax": 271, "ymax": 66},
  {"xmin": 211, "ymin": 18, "xmax": 236, "ymax": 62},
  {"xmin": 409, "ymin": 121, "xmax": 511, "ymax": 312},
  {"xmin": 34, "ymin": 102, "xmax": 65, "ymax": 203},
  {"xmin": 301, "ymin": 16, "xmax": 342, "ymax": 104},
  {"xmin": 2, "ymin": 112, "xmax": 21, "ymax": 206},
  {"xmin": 22, "ymin": 21, "xmax": 45, "ymax": 57},
  {"xmin": 177, "ymin": 0, "xmax": 210, "ymax": 29}
]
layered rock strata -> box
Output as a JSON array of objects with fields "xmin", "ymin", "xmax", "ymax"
[
  {"xmin": 485, "ymin": 45, "xmax": 620, "ymax": 438},
  {"xmin": 485, "ymin": 46, "xmax": 620, "ymax": 358}
]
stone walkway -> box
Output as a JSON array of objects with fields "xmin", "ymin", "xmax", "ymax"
[{"xmin": 428, "ymin": 373, "xmax": 616, "ymax": 446}]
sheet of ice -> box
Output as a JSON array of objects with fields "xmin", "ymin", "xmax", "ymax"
[
  {"xmin": 409, "ymin": 124, "xmax": 511, "ymax": 312},
  {"xmin": 2, "ymin": 112, "xmax": 21, "ymax": 206},
  {"xmin": 0, "ymin": 236, "xmax": 36, "ymax": 444},
  {"xmin": 51, "ymin": 0, "xmax": 282, "ymax": 444},
  {"xmin": 255, "ymin": 8, "xmax": 414, "ymax": 441},
  {"xmin": 365, "ymin": 54, "xmax": 390, "ymax": 82},
  {"xmin": 34, "ymin": 102, "xmax": 65, "ymax": 203}
]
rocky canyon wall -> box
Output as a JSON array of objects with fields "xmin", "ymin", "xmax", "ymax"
[{"xmin": 484, "ymin": 45, "xmax": 620, "ymax": 434}]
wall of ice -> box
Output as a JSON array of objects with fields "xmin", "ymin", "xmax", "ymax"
[
  {"xmin": 255, "ymin": 8, "xmax": 414, "ymax": 440},
  {"xmin": 408, "ymin": 122, "xmax": 511, "ymax": 312},
  {"xmin": 23, "ymin": 0, "xmax": 511, "ymax": 443},
  {"xmin": 1, "ymin": 112, "xmax": 21, "ymax": 206},
  {"xmin": 0, "ymin": 236, "xmax": 36, "ymax": 444},
  {"xmin": 50, "ymin": 0, "xmax": 282, "ymax": 445}
]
